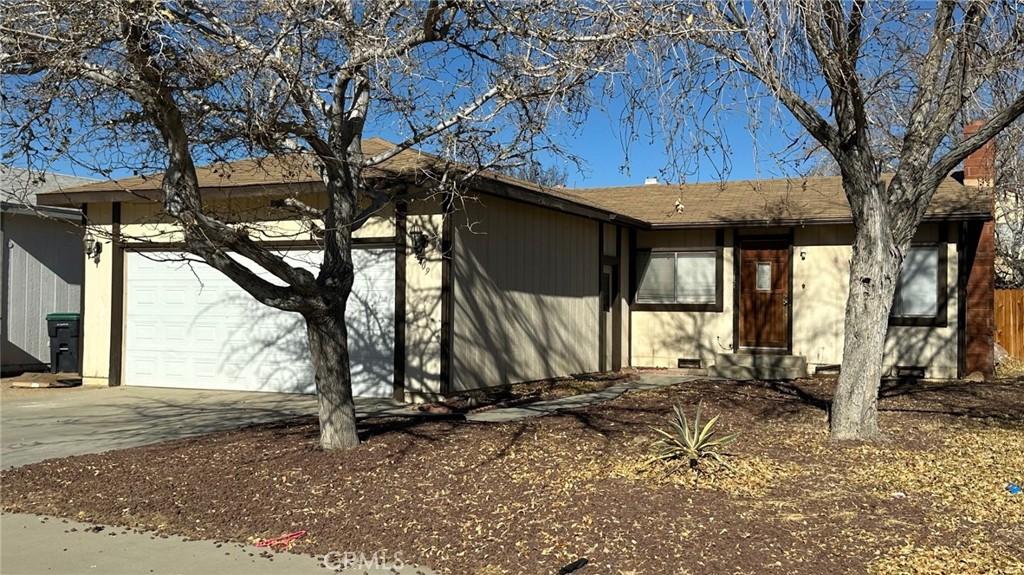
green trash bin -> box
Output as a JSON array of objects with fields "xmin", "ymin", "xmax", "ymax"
[{"xmin": 46, "ymin": 312, "xmax": 81, "ymax": 374}]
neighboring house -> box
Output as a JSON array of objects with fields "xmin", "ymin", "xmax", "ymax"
[
  {"xmin": 35, "ymin": 137, "xmax": 995, "ymax": 400},
  {"xmin": 1, "ymin": 166, "xmax": 93, "ymax": 374}
]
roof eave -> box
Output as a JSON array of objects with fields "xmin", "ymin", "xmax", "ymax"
[
  {"xmin": 468, "ymin": 177, "xmax": 648, "ymax": 228},
  {"xmin": 1, "ymin": 201, "xmax": 82, "ymax": 220},
  {"xmin": 644, "ymin": 211, "xmax": 992, "ymax": 230},
  {"xmin": 35, "ymin": 180, "xmax": 325, "ymax": 208}
]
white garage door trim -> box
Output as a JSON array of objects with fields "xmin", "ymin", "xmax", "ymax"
[{"xmin": 123, "ymin": 248, "xmax": 396, "ymax": 397}]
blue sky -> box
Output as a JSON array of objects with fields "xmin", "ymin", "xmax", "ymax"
[
  {"xmin": 550, "ymin": 104, "xmax": 812, "ymax": 188},
  {"xmin": 38, "ymin": 88, "xmax": 815, "ymax": 188}
]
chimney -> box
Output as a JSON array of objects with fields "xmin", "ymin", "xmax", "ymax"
[
  {"xmin": 962, "ymin": 119, "xmax": 997, "ymax": 379},
  {"xmin": 963, "ymin": 120, "xmax": 996, "ymax": 188},
  {"xmin": 643, "ymin": 177, "xmax": 660, "ymax": 186}
]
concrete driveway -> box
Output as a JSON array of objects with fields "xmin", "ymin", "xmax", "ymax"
[{"xmin": 1, "ymin": 385, "xmax": 408, "ymax": 469}]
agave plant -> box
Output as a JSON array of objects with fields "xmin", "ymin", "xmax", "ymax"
[{"xmin": 646, "ymin": 401, "xmax": 738, "ymax": 473}]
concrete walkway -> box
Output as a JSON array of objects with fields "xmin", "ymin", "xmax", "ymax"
[
  {"xmin": 466, "ymin": 372, "xmax": 696, "ymax": 423},
  {"xmin": 0, "ymin": 513, "xmax": 434, "ymax": 575},
  {"xmin": 1, "ymin": 386, "xmax": 412, "ymax": 469},
  {"xmin": 3, "ymin": 373, "xmax": 697, "ymax": 468},
  {"xmin": 1, "ymin": 373, "xmax": 697, "ymax": 575}
]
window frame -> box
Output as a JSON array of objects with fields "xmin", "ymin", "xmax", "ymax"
[
  {"xmin": 889, "ymin": 243, "xmax": 948, "ymax": 327},
  {"xmin": 632, "ymin": 246, "xmax": 725, "ymax": 312}
]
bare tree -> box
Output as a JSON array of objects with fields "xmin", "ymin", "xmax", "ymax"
[
  {"xmin": 994, "ymin": 119, "xmax": 1024, "ymax": 288},
  {"xmin": 506, "ymin": 158, "xmax": 571, "ymax": 187},
  {"xmin": 1, "ymin": 0, "xmax": 630, "ymax": 449},
  {"xmin": 629, "ymin": 1, "xmax": 1024, "ymax": 439}
]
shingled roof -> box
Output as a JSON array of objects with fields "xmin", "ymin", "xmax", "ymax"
[
  {"xmin": 37, "ymin": 139, "xmax": 989, "ymax": 228},
  {"xmin": 567, "ymin": 174, "xmax": 989, "ymax": 228}
]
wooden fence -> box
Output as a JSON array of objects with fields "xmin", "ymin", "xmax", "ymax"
[{"xmin": 996, "ymin": 289, "xmax": 1024, "ymax": 359}]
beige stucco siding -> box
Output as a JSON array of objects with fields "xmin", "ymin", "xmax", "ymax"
[
  {"xmin": 630, "ymin": 229, "xmax": 734, "ymax": 368},
  {"xmin": 630, "ymin": 223, "xmax": 959, "ymax": 378},
  {"xmin": 452, "ymin": 195, "xmax": 599, "ymax": 391},
  {"xmin": 81, "ymin": 203, "xmax": 114, "ymax": 386},
  {"xmin": 402, "ymin": 199, "xmax": 444, "ymax": 400},
  {"xmin": 792, "ymin": 223, "xmax": 959, "ymax": 378},
  {"xmin": 790, "ymin": 225, "xmax": 852, "ymax": 367},
  {"xmin": 118, "ymin": 196, "xmax": 395, "ymax": 243}
]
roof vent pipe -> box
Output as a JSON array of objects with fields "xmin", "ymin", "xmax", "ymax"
[{"xmin": 644, "ymin": 177, "xmax": 660, "ymax": 186}]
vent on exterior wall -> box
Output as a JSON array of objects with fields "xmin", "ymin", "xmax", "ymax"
[
  {"xmin": 644, "ymin": 177, "xmax": 660, "ymax": 186},
  {"xmin": 677, "ymin": 358, "xmax": 702, "ymax": 369},
  {"xmin": 894, "ymin": 366, "xmax": 926, "ymax": 379},
  {"xmin": 814, "ymin": 364, "xmax": 841, "ymax": 375}
]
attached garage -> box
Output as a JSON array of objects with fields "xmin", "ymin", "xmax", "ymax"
[{"xmin": 123, "ymin": 247, "xmax": 396, "ymax": 397}]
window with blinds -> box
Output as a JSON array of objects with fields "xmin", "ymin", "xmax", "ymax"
[
  {"xmin": 636, "ymin": 251, "xmax": 718, "ymax": 305},
  {"xmin": 893, "ymin": 247, "xmax": 939, "ymax": 317}
]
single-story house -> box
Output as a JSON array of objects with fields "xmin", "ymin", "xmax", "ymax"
[
  {"xmin": 1, "ymin": 166, "xmax": 93, "ymax": 374},
  {"xmin": 35, "ymin": 138, "xmax": 995, "ymax": 400}
]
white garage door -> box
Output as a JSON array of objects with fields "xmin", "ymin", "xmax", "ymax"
[{"xmin": 124, "ymin": 248, "xmax": 395, "ymax": 397}]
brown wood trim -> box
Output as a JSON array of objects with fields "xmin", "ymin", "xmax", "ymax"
[
  {"xmin": 628, "ymin": 229, "xmax": 638, "ymax": 303},
  {"xmin": 956, "ymin": 222, "xmax": 967, "ymax": 377},
  {"xmin": 889, "ymin": 230, "xmax": 949, "ymax": 328},
  {"xmin": 613, "ymin": 225, "xmax": 623, "ymax": 371},
  {"xmin": 732, "ymin": 230, "xmax": 740, "ymax": 352},
  {"xmin": 393, "ymin": 202, "xmax": 407, "ymax": 402},
  {"xmin": 632, "ymin": 302, "xmax": 723, "ymax": 312},
  {"xmin": 122, "ymin": 236, "xmax": 395, "ymax": 252},
  {"xmin": 598, "ymin": 221, "xmax": 604, "ymax": 371},
  {"xmin": 645, "ymin": 213, "xmax": 992, "ymax": 230},
  {"xmin": 108, "ymin": 202, "xmax": 124, "ymax": 386},
  {"xmin": 439, "ymin": 192, "xmax": 454, "ymax": 396},
  {"xmin": 632, "ymin": 235, "xmax": 725, "ymax": 313},
  {"xmin": 36, "ymin": 181, "xmax": 326, "ymax": 208},
  {"xmin": 787, "ymin": 228, "xmax": 795, "ymax": 354},
  {"xmin": 627, "ymin": 228, "xmax": 636, "ymax": 365},
  {"xmin": 352, "ymin": 236, "xmax": 399, "ymax": 246},
  {"xmin": 78, "ymin": 204, "xmax": 88, "ymax": 376}
]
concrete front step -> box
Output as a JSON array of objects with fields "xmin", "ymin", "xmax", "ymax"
[{"xmin": 709, "ymin": 353, "xmax": 808, "ymax": 380}]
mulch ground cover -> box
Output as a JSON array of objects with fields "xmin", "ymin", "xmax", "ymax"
[
  {"xmin": 416, "ymin": 371, "xmax": 637, "ymax": 414},
  {"xmin": 2, "ymin": 376, "xmax": 1022, "ymax": 574}
]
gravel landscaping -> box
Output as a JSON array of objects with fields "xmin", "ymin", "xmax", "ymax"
[{"xmin": 2, "ymin": 376, "xmax": 1022, "ymax": 575}]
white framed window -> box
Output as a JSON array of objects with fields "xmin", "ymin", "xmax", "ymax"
[
  {"xmin": 636, "ymin": 250, "xmax": 718, "ymax": 306},
  {"xmin": 892, "ymin": 246, "xmax": 939, "ymax": 318},
  {"xmin": 755, "ymin": 261, "xmax": 772, "ymax": 292}
]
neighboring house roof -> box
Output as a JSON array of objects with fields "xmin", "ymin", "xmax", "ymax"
[
  {"xmin": 34, "ymin": 140, "xmax": 990, "ymax": 229},
  {"xmin": 1, "ymin": 165, "xmax": 95, "ymax": 220}
]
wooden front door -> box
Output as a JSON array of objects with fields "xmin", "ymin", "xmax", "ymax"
[{"xmin": 739, "ymin": 241, "xmax": 791, "ymax": 349}]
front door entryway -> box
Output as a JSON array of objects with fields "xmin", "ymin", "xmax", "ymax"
[{"xmin": 738, "ymin": 240, "xmax": 791, "ymax": 350}]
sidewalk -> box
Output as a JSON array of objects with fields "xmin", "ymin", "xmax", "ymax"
[{"xmin": 0, "ymin": 513, "xmax": 434, "ymax": 575}]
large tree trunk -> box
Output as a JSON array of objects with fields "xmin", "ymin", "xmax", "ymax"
[
  {"xmin": 305, "ymin": 308, "xmax": 360, "ymax": 450},
  {"xmin": 830, "ymin": 188, "xmax": 905, "ymax": 441}
]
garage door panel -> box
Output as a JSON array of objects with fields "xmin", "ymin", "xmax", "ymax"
[
  {"xmin": 125, "ymin": 249, "xmax": 394, "ymax": 396},
  {"xmin": 347, "ymin": 248, "xmax": 395, "ymax": 397}
]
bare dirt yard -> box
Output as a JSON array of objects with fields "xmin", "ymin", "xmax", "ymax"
[{"xmin": 2, "ymin": 376, "xmax": 1022, "ymax": 575}]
